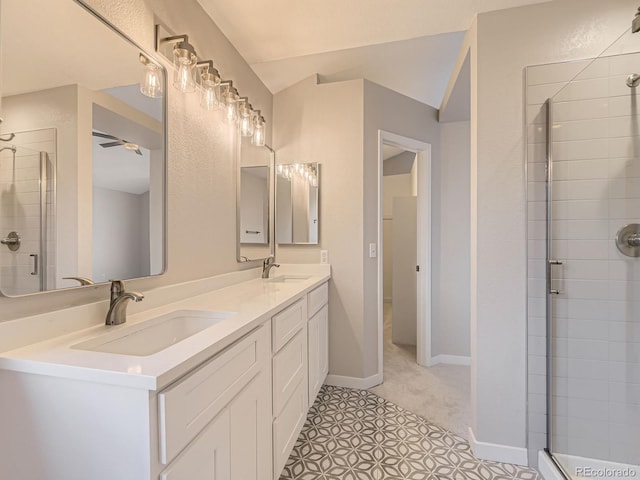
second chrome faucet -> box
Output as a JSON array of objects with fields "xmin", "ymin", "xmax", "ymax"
[
  {"xmin": 105, "ymin": 280, "xmax": 144, "ymax": 325},
  {"xmin": 262, "ymin": 256, "xmax": 280, "ymax": 279}
]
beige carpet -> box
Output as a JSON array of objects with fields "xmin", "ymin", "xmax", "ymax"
[{"xmin": 369, "ymin": 302, "xmax": 471, "ymax": 439}]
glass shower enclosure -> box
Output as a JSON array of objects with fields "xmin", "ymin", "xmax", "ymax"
[
  {"xmin": 542, "ymin": 27, "xmax": 640, "ymax": 480},
  {"xmin": 0, "ymin": 129, "xmax": 54, "ymax": 295}
]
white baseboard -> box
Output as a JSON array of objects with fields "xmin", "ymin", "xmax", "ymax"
[
  {"xmin": 538, "ymin": 451, "xmax": 564, "ymax": 480},
  {"xmin": 429, "ymin": 354, "xmax": 471, "ymax": 366},
  {"xmin": 325, "ymin": 373, "xmax": 382, "ymax": 390},
  {"xmin": 468, "ymin": 427, "xmax": 529, "ymax": 466}
]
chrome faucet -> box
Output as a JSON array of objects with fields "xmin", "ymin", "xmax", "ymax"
[
  {"xmin": 261, "ymin": 256, "xmax": 280, "ymax": 279},
  {"xmin": 105, "ymin": 280, "xmax": 144, "ymax": 325}
]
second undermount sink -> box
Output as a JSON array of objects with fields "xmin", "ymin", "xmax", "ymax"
[
  {"xmin": 71, "ymin": 310, "xmax": 236, "ymax": 356},
  {"xmin": 266, "ymin": 274, "xmax": 312, "ymax": 283}
]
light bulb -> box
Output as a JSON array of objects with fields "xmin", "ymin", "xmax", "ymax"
[
  {"xmin": 172, "ymin": 42, "xmax": 197, "ymax": 93},
  {"xmin": 239, "ymin": 99, "xmax": 254, "ymax": 137},
  {"xmin": 140, "ymin": 62, "xmax": 163, "ymax": 98},
  {"xmin": 252, "ymin": 118, "xmax": 265, "ymax": 147},
  {"xmin": 175, "ymin": 62, "xmax": 194, "ymax": 92},
  {"xmin": 221, "ymin": 86, "xmax": 238, "ymax": 123},
  {"xmin": 200, "ymin": 69, "xmax": 221, "ymax": 111}
]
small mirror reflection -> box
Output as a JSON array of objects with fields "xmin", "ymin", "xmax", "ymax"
[{"xmin": 276, "ymin": 163, "xmax": 319, "ymax": 245}]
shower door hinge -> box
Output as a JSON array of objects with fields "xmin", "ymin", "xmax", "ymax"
[{"xmin": 416, "ymin": 265, "xmax": 420, "ymax": 272}]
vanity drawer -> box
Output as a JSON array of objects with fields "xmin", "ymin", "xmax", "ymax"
[
  {"xmin": 272, "ymin": 298, "xmax": 306, "ymax": 353},
  {"xmin": 272, "ymin": 326, "xmax": 307, "ymax": 416},
  {"xmin": 158, "ymin": 324, "xmax": 269, "ymax": 465},
  {"xmin": 307, "ymin": 282, "xmax": 328, "ymax": 317}
]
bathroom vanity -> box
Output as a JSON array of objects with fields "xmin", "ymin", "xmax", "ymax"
[{"xmin": 0, "ymin": 266, "xmax": 330, "ymax": 480}]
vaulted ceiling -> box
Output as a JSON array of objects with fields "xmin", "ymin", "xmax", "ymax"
[{"xmin": 197, "ymin": 0, "xmax": 552, "ymax": 107}]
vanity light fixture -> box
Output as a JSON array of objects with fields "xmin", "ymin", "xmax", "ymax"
[
  {"xmin": 155, "ymin": 24, "xmax": 267, "ymax": 139},
  {"xmin": 139, "ymin": 54, "xmax": 163, "ymax": 99},
  {"xmin": 197, "ymin": 60, "xmax": 221, "ymax": 111}
]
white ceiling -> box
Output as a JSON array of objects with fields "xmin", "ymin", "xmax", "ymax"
[{"xmin": 197, "ymin": 0, "xmax": 551, "ymax": 106}]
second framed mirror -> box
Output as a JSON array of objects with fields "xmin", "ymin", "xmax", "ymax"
[{"xmin": 276, "ymin": 163, "xmax": 319, "ymax": 245}]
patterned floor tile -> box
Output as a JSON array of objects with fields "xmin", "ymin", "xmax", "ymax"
[{"xmin": 280, "ymin": 385, "xmax": 541, "ymax": 480}]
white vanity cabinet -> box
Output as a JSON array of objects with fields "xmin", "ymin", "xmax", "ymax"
[
  {"xmin": 307, "ymin": 282, "xmax": 329, "ymax": 404},
  {"xmin": 0, "ymin": 323, "xmax": 272, "ymax": 480}
]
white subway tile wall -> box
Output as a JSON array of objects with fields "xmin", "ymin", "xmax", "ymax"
[
  {"xmin": 0, "ymin": 128, "xmax": 56, "ymax": 295},
  {"xmin": 527, "ymin": 53, "xmax": 640, "ymax": 468}
]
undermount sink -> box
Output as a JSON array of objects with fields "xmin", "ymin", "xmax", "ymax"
[
  {"xmin": 71, "ymin": 310, "xmax": 236, "ymax": 356},
  {"xmin": 265, "ymin": 275, "xmax": 312, "ymax": 283}
]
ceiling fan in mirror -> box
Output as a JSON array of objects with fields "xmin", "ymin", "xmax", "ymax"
[{"xmin": 92, "ymin": 131, "xmax": 142, "ymax": 155}]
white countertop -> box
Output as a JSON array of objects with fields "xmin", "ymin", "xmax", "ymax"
[{"xmin": 0, "ymin": 267, "xmax": 330, "ymax": 391}]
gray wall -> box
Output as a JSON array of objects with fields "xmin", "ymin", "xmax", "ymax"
[
  {"xmin": 92, "ymin": 187, "xmax": 149, "ymax": 282},
  {"xmin": 362, "ymin": 80, "xmax": 442, "ymax": 377},
  {"xmin": 434, "ymin": 121, "xmax": 470, "ymax": 359},
  {"xmin": 274, "ymin": 75, "xmax": 366, "ymax": 378}
]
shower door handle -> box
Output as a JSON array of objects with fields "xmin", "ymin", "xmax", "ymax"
[
  {"xmin": 548, "ymin": 259, "xmax": 563, "ymax": 295},
  {"xmin": 30, "ymin": 254, "xmax": 38, "ymax": 276}
]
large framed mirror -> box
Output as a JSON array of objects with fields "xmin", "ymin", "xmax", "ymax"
[
  {"xmin": 276, "ymin": 163, "xmax": 320, "ymax": 245},
  {"xmin": 0, "ymin": 0, "xmax": 167, "ymax": 296},
  {"xmin": 237, "ymin": 136, "xmax": 274, "ymax": 262}
]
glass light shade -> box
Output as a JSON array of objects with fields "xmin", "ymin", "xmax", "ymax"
[
  {"xmin": 200, "ymin": 71, "xmax": 221, "ymax": 111},
  {"xmin": 239, "ymin": 102, "xmax": 254, "ymax": 137},
  {"xmin": 222, "ymin": 87, "xmax": 238, "ymax": 123},
  {"xmin": 140, "ymin": 62, "xmax": 163, "ymax": 98},
  {"xmin": 252, "ymin": 117, "xmax": 265, "ymax": 147},
  {"xmin": 172, "ymin": 45, "xmax": 197, "ymax": 93}
]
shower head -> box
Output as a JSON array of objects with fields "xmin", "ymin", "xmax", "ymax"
[
  {"xmin": 627, "ymin": 73, "xmax": 640, "ymax": 88},
  {"xmin": 633, "ymin": 7, "xmax": 640, "ymax": 33}
]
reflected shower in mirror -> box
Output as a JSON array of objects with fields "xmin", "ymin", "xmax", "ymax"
[
  {"xmin": 0, "ymin": 0, "xmax": 166, "ymax": 296},
  {"xmin": 276, "ymin": 163, "xmax": 319, "ymax": 245},
  {"xmin": 237, "ymin": 136, "xmax": 274, "ymax": 262}
]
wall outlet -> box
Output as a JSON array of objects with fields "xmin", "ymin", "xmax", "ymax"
[
  {"xmin": 369, "ymin": 243, "xmax": 377, "ymax": 258},
  {"xmin": 320, "ymin": 250, "xmax": 328, "ymax": 264}
]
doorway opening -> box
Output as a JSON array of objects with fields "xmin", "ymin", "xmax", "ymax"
[{"xmin": 375, "ymin": 130, "xmax": 431, "ymax": 373}]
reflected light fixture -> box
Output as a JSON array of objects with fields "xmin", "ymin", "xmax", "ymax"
[
  {"xmin": 197, "ymin": 60, "xmax": 221, "ymax": 111},
  {"xmin": 139, "ymin": 54, "xmax": 163, "ymax": 98}
]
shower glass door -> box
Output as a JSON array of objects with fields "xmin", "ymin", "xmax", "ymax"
[
  {"xmin": 547, "ymin": 32, "xmax": 640, "ymax": 479},
  {"xmin": 0, "ymin": 140, "xmax": 52, "ymax": 295}
]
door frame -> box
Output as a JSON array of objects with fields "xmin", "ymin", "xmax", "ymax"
[{"xmin": 377, "ymin": 130, "xmax": 432, "ymax": 380}]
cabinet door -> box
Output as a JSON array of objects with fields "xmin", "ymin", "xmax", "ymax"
[
  {"xmin": 308, "ymin": 304, "xmax": 328, "ymax": 403},
  {"xmin": 229, "ymin": 371, "xmax": 272, "ymax": 480},
  {"xmin": 273, "ymin": 380, "xmax": 307, "ymax": 478},
  {"xmin": 160, "ymin": 410, "xmax": 230, "ymax": 480}
]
